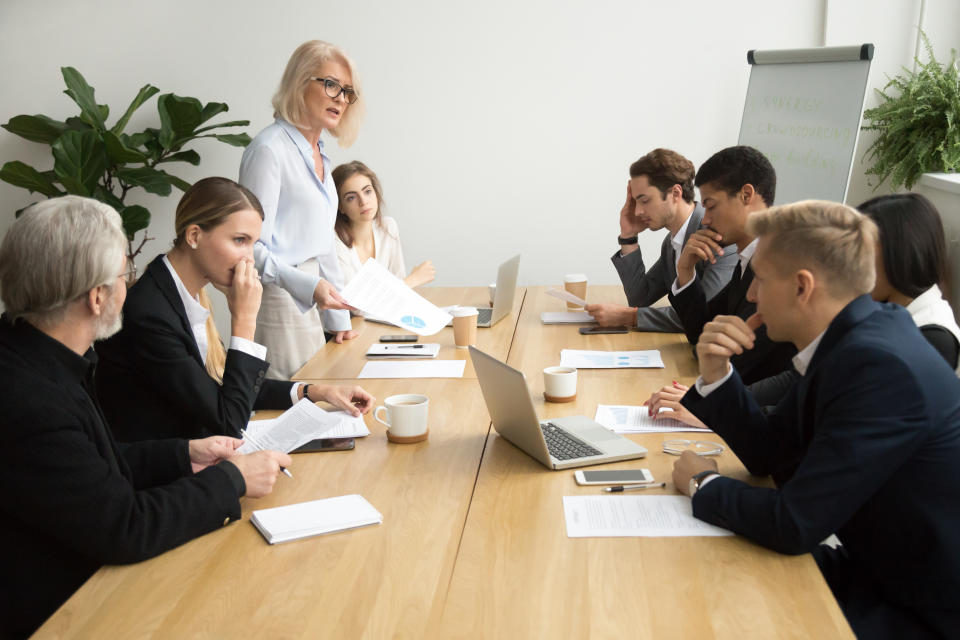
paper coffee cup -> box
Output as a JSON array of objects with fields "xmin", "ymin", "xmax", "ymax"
[
  {"xmin": 374, "ymin": 394, "xmax": 429, "ymax": 443},
  {"xmin": 452, "ymin": 306, "xmax": 479, "ymax": 348},
  {"xmin": 543, "ymin": 365, "xmax": 577, "ymax": 402},
  {"xmin": 563, "ymin": 274, "xmax": 588, "ymax": 310}
]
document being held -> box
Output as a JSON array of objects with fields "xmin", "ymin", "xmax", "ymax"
[
  {"xmin": 341, "ymin": 258, "xmax": 452, "ymax": 336},
  {"xmin": 239, "ymin": 399, "xmax": 362, "ymax": 454}
]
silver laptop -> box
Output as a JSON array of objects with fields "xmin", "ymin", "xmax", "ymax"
[
  {"xmin": 447, "ymin": 254, "xmax": 520, "ymax": 328},
  {"xmin": 470, "ymin": 346, "xmax": 647, "ymax": 470}
]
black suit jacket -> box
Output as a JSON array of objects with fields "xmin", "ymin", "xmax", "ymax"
[
  {"xmin": 610, "ymin": 204, "xmax": 738, "ymax": 332},
  {"xmin": 0, "ymin": 316, "xmax": 244, "ymax": 639},
  {"xmin": 668, "ymin": 259, "xmax": 796, "ymax": 384},
  {"xmin": 96, "ymin": 256, "xmax": 294, "ymax": 441},
  {"xmin": 683, "ymin": 297, "xmax": 960, "ymax": 635}
]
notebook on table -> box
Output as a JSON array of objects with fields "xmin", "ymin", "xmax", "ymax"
[{"xmin": 251, "ymin": 494, "xmax": 383, "ymax": 544}]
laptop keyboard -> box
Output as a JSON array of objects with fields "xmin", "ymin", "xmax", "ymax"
[
  {"xmin": 540, "ymin": 422, "xmax": 602, "ymax": 460},
  {"xmin": 477, "ymin": 307, "xmax": 493, "ymax": 325}
]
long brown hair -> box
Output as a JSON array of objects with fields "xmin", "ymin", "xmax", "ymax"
[
  {"xmin": 174, "ymin": 177, "xmax": 265, "ymax": 382},
  {"xmin": 332, "ymin": 161, "xmax": 386, "ymax": 248}
]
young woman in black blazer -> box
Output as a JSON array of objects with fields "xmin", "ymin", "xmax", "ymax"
[{"xmin": 96, "ymin": 177, "xmax": 374, "ymax": 441}]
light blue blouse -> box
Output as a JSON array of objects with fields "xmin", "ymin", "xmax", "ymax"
[{"xmin": 239, "ymin": 118, "xmax": 351, "ymax": 331}]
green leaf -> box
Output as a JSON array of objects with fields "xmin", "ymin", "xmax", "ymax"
[
  {"xmin": 117, "ymin": 166, "xmax": 172, "ymax": 196},
  {"xmin": 1, "ymin": 114, "xmax": 68, "ymax": 144},
  {"xmin": 103, "ymin": 131, "xmax": 149, "ymax": 164},
  {"xmin": 157, "ymin": 93, "xmax": 203, "ymax": 149},
  {"xmin": 192, "ymin": 119, "xmax": 250, "ymax": 134},
  {"xmin": 212, "ymin": 133, "xmax": 252, "ymax": 147},
  {"xmin": 111, "ymin": 84, "xmax": 160, "ymax": 135},
  {"xmin": 51, "ymin": 129, "xmax": 107, "ymax": 196},
  {"xmin": 123, "ymin": 132, "xmax": 153, "ymax": 149},
  {"xmin": 199, "ymin": 101, "xmax": 228, "ymax": 125},
  {"xmin": 156, "ymin": 149, "xmax": 200, "ymax": 165},
  {"xmin": 92, "ymin": 185, "xmax": 125, "ymax": 210},
  {"xmin": 79, "ymin": 104, "xmax": 109, "ymax": 129},
  {"xmin": 64, "ymin": 116, "xmax": 93, "ymax": 132},
  {"xmin": 119, "ymin": 204, "xmax": 150, "ymax": 237},
  {"xmin": 157, "ymin": 169, "xmax": 191, "ymax": 192},
  {"xmin": 61, "ymin": 67, "xmax": 106, "ymax": 130},
  {"xmin": 0, "ymin": 161, "xmax": 63, "ymax": 197}
]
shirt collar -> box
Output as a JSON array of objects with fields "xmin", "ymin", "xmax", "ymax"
[
  {"xmin": 670, "ymin": 209, "xmax": 693, "ymax": 250},
  {"xmin": 162, "ymin": 255, "xmax": 210, "ymax": 328},
  {"xmin": 275, "ymin": 117, "xmax": 327, "ymax": 158},
  {"xmin": 739, "ymin": 237, "xmax": 759, "ymax": 272},
  {"xmin": 792, "ymin": 329, "xmax": 826, "ymax": 376},
  {"xmin": 2, "ymin": 313, "xmax": 97, "ymax": 385}
]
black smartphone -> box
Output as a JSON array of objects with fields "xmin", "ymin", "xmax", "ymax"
[
  {"xmin": 291, "ymin": 437, "xmax": 355, "ymax": 453},
  {"xmin": 380, "ymin": 334, "xmax": 418, "ymax": 343},
  {"xmin": 579, "ymin": 326, "xmax": 629, "ymax": 335}
]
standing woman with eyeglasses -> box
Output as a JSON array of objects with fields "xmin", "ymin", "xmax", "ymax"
[{"xmin": 239, "ymin": 40, "xmax": 365, "ymax": 380}]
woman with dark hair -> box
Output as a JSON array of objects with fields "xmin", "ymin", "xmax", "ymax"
[
  {"xmin": 332, "ymin": 160, "xmax": 435, "ymax": 288},
  {"xmin": 860, "ymin": 192, "xmax": 960, "ymax": 372},
  {"xmin": 96, "ymin": 177, "xmax": 374, "ymax": 442}
]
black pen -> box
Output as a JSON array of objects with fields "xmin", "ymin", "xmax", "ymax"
[
  {"xmin": 396, "ymin": 345, "xmax": 424, "ymax": 348},
  {"xmin": 604, "ymin": 482, "xmax": 666, "ymax": 493}
]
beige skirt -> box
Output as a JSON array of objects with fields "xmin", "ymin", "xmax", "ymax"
[{"xmin": 255, "ymin": 259, "xmax": 326, "ymax": 380}]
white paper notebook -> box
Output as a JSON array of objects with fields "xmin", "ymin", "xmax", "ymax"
[{"xmin": 251, "ymin": 494, "xmax": 383, "ymax": 544}]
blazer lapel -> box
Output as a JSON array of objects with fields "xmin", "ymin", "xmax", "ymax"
[{"xmin": 145, "ymin": 256, "xmax": 206, "ymax": 367}]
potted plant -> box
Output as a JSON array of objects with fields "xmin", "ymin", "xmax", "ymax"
[
  {"xmin": 0, "ymin": 67, "xmax": 251, "ymax": 263},
  {"xmin": 861, "ymin": 32, "xmax": 959, "ymax": 191}
]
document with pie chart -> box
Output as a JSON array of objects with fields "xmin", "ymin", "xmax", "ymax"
[{"xmin": 340, "ymin": 258, "xmax": 453, "ymax": 336}]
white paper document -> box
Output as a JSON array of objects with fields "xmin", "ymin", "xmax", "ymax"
[
  {"xmin": 340, "ymin": 259, "xmax": 452, "ymax": 336},
  {"xmin": 239, "ymin": 400, "xmax": 366, "ymax": 454},
  {"xmin": 545, "ymin": 287, "xmax": 587, "ymax": 307},
  {"xmin": 594, "ymin": 404, "xmax": 712, "ymax": 434},
  {"xmin": 540, "ymin": 311, "xmax": 595, "ymax": 324},
  {"xmin": 560, "ymin": 349, "xmax": 665, "ymax": 369},
  {"xmin": 251, "ymin": 494, "xmax": 383, "ymax": 544},
  {"xmin": 563, "ymin": 495, "xmax": 733, "ymax": 538},
  {"xmin": 245, "ymin": 412, "xmax": 371, "ymax": 445},
  {"xmin": 358, "ymin": 360, "xmax": 466, "ymax": 378}
]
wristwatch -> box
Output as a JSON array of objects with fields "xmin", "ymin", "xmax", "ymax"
[
  {"xmin": 689, "ymin": 470, "xmax": 718, "ymax": 497},
  {"xmin": 617, "ymin": 235, "xmax": 639, "ymax": 245}
]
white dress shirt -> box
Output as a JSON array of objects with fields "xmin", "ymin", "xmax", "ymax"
[
  {"xmin": 672, "ymin": 237, "xmax": 759, "ymax": 296},
  {"xmin": 335, "ymin": 216, "xmax": 408, "ymax": 286},
  {"xmin": 239, "ymin": 118, "xmax": 351, "ymax": 331}
]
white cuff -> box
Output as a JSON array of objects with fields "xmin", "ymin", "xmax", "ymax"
[
  {"xmin": 698, "ymin": 473, "xmax": 720, "ymax": 490},
  {"xmin": 671, "ymin": 273, "xmax": 697, "ymax": 296},
  {"xmin": 694, "ymin": 363, "xmax": 733, "ymax": 397},
  {"xmin": 229, "ymin": 336, "xmax": 267, "ymax": 361},
  {"xmin": 290, "ymin": 383, "xmax": 304, "ymax": 404}
]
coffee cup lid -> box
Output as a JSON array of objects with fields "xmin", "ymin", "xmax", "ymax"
[
  {"xmin": 452, "ymin": 306, "xmax": 479, "ymax": 317},
  {"xmin": 564, "ymin": 273, "xmax": 587, "ymax": 282}
]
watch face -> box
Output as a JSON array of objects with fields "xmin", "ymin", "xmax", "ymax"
[{"xmin": 688, "ymin": 478, "xmax": 698, "ymax": 496}]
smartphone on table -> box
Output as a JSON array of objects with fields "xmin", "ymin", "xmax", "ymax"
[
  {"xmin": 291, "ymin": 437, "xmax": 355, "ymax": 453},
  {"xmin": 579, "ymin": 326, "xmax": 629, "ymax": 335},
  {"xmin": 574, "ymin": 469, "xmax": 654, "ymax": 485},
  {"xmin": 380, "ymin": 335, "xmax": 418, "ymax": 343}
]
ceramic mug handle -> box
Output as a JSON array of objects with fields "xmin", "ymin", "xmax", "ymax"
[{"xmin": 374, "ymin": 405, "xmax": 390, "ymax": 428}]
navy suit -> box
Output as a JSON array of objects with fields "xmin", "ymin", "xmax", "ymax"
[
  {"xmin": 683, "ymin": 296, "xmax": 960, "ymax": 638},
  {"xmin": 96, "ymin": 256, "xmax": 294, "ymax": 441}
]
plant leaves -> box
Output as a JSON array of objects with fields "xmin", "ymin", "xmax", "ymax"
[
  {"xmin": 2, "ymin": 114, "xmax": 68, "ymax": 144},
  {"xmin": 119, "ymin": 204, "xmax": 150, "ymax": 237},
  {"xmin": 0, "ymin": 161, "xmax": 63, "ymax": 197},
  {"xmin": 192, "ymin": 119, "xmax": 251, "ymax": 134},
  {"xmin": 157, "ymin": 93, "xmax": 203, "ymax": 149},
  {"xmin": 117, "ymin": 166, "xmax": 172, "ymax": 196},
  {"xmin": 199, "ymin": 101, "xmax": 228, "ymax": 125},
  {"xmin": 111, "ymin": 84, "xmax": 160, "ymax": 135},
  {"xmin": 51, "ymin": 129, "xmax": 107, "ymax": 196},
  {"xmin": 103, "ymin": 131, "xmax": 149, "ymax": 164},
  {"xmin": 79, "ymin": 104, "xmax": 109, "ymax": 129},
  {"xmin": 92, "ymin": 185, "xmax": 125, "ymax": 210},
  {"xmin": 156, "ymin": 149, "xmax": 201, "ymax": 165},
  {"xmin": 212, "ymin": 133, "xmax": 252, "ymax": 147},
  {"xmin": 61, "ymin": 67, "xmax": 106, "ymax": 130},
  {"xmin": 156, "ymin": 169, "xmax": 191, "ymax": 192}
]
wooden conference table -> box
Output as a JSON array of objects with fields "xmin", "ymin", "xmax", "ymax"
[{"xmin": 36, "ymin": 286, "xmax": 852, "ymax": 639}]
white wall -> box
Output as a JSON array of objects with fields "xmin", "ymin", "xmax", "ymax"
[{"xmin": 1, "ymin": 0, "xmax": 957, "ymax": 333}]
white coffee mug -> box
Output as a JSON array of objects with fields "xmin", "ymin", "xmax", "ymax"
[
  {"xmin": 543, "ymin": 365, "xmax": 577, "ymax": 402},
  {"xmin": 375, "ymin": 394, "xmax": 429, "ymax": 443}
]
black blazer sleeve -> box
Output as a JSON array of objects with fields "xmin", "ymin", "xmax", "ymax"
[{"xmin": 682, "ymin": 355, "xmax": 931, "ymax": 555}]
